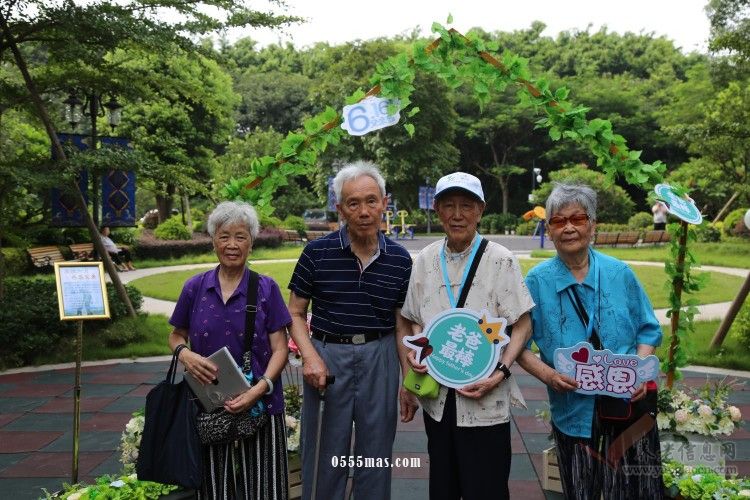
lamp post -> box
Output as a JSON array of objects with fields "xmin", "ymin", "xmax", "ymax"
[
  {"xmin": 64, "ymin": 90, "xmax": 123, "ymax": 226},
  {"xmin": 528, "ymin": 166, "xmax": 542, "ymax": 203}
]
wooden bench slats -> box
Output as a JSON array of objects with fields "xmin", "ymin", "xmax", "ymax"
[
  {"xmin": 27, "ymin": 246, "xmax": 66, "ymax": 268},
  {"xmin": 69, "ymin": 243, "xmax": 95, "ymax": 261}
]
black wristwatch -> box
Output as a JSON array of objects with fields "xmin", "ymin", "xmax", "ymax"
[{"xmin": 496, "ymin": 362, "xmax": 512, "ymax": 380}]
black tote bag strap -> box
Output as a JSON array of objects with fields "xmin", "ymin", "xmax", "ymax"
[
  {"xmin": 242, "ymin": 269, "xmax": 260, "ymax": 373},
  {"xmin": 456, "ymin": 238, "xmax": 489, "ymax": 308},
  {"xmin": 566, "ymin": 286, "xmax": 602, "ymax": 350},
  {"xmin": 168, "ymin": 344, "xmax": 189, "ymax": 384}
]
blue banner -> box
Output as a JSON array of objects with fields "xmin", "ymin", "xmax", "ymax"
[
  {"xmin": 50, "ymin": 133, "xmax": 89, "ymax": 227},
  {"xmin": 100, "ymin": 137, "xmax": 136, "ymax": 227},
  {"xmin": 327, "ymin": 176, "xmax": 336, "ymax": 212},
  {"xmin": 418, "ymin": 186, "xmax": 435, "ymax": 210}
]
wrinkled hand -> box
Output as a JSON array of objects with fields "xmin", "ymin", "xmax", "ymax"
[
  {"xmin": 457, "ymin": 375, "xmax": 502, "ymax": 400},
  {"xmin": 406, "ymin": 351, "xmax": 428, "ymax": 374},
  {"xmin": 399, "ymin": 386, "xmax": 419, "ymax": 423},
  {"xmin": 630, "ymin": 382, "xmax": 648, "ymax": 402},
  {"xmin": 303, "ymin": 353, "xmax": 330, "ymax": 390},
  {"xmin": 224, "ymin": 386, "xmax": 264, "ymax": 414},
  {"xmin": 179, "ymin": 349, "xmax": 218, "ymax": 385},
  {"xmin": 548, "ymin": 372, "xmax": 579, "ymax": 393}
]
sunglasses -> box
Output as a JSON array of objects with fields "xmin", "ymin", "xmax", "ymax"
[{"xmin": 548, "ymin": 213, "xmax": 590, "ymax": 229}]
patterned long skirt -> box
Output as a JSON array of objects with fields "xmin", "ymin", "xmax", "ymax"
[
  {"xmin": 198, "ymin": 412, "xmax": 288, "ymax": 500},
  {"xmin": 553, "ymin": 413, "xmax": 663, "ymax": 500}
]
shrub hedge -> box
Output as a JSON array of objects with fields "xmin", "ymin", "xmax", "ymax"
[
  {"xmin": 0, "ymin": 277, "xmax": 143, "ymax": 369},
  {"xmin": 154, "ymin": 216, "xmax": 191, "ymax": 240}
]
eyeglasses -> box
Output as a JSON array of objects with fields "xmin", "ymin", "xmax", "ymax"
[{"xmin": 547, "ymin": 213, "xmax": 590, "ymax": 229}]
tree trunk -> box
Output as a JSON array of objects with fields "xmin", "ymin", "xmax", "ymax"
[
  {"xmin": 156, "ymin": 184, "xmax": 176, "ymax": 222},
  {"xmin": 500, "ymin": 177, "xmax": 509, "ymax": 214},
  {"xmin": 182, "ymin": 191, "xmax": 193, "ymax": 233},
  {"xmin": 0, "ymin": 12, "xmax": 135, "ymax": 318},
  {"xmin": 709, "ymin": 272, "xmax": 750, "ymax": 349},
  {"xmin": 713, "ymin": 192, "xmax": 739, "ymax": 223}
]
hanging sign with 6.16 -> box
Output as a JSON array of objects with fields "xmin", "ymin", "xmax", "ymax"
[{"xmin": 341, "ymin": 96, "xmax": 400, "ymax": 136}]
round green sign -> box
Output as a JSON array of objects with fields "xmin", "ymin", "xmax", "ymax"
[
  {"xmin": 654, "ymin": 183, "xmax": 703, "ymax": 225},
  {"xmin": 405, "ymin": 308, "xmax": 508, "ymax": 389}
]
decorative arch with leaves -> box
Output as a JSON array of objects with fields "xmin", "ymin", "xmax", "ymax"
[{"xmin": 222, "ymin": 20, "xmax": 699, "ymax": 385}]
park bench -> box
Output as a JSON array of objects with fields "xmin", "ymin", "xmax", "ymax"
[
  {"xmin": 641, "ymin": 230, "xmax": 671, "ymax": 245},
  {"xmin": 27, "ymin": 246, "xmax": 66, "ymax": 268},
  {"xmin": 593, "ymin": 231, "xmax": 640, "ymax": 247},
  {"xmin": 69, "ymin": 242, "xmax": 95, "ymax": 261},
  {"xmin": 305, "ymin": 230, "xmax": 328, "ymax": 241},
  {"xmin": 282, "ymin": 229, "xmax": 304, "ymax": 244}
]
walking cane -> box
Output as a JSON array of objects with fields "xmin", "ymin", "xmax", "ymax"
[{"xmin": 311, "ymin": 375, "xmax": 335, "ymax": 500}]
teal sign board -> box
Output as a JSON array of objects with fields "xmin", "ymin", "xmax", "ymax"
[
  {"xmin": 654, "ymin": 183, "xmax": 703, "ymax": 225},
  {"xmin": 403, "ymin": 308, "xmax": 509, "ymax": 389}
]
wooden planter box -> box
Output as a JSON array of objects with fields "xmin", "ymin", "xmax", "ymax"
[
  {"xmin": 289, "ymin": 453, "xmax": 302, "ymax": 499},
  {"xmin": 542, "ymin": 446, "xmax": 563, "ymax": 493}
]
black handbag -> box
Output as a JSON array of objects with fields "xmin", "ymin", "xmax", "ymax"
[
  {"xmin": 566, "ymin": 286, "xmax": 658, "ymax": 424},
  {"xmin": 136, "ymin": 344, "xmax": 203, "ymax": 489},
  {"xmin": 195, "ymin": 269, "xmax": 270, "ymax": 445}
]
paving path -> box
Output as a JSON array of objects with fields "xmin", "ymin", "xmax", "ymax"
[{"xmin": 2, "ymin": 239, "xmax": 745, "ymax": 498}]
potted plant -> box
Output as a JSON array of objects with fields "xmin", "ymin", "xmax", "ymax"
[{"xmin": 657, "ymin": 378, "xmax": 743, "ymax": 470}]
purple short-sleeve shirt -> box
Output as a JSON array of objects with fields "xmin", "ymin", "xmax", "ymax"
[{"xmin": 169, "ymin": 266, "xmax": 292, "ymax": 415}]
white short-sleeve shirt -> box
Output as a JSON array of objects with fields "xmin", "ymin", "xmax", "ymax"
[{"xmin": 401, "ymin": 234, "xmax": 535, "ymax": 426}]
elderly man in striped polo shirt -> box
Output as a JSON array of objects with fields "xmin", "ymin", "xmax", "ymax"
[{"xmin": 288, "ymin": 160, "xmax": 416, "ymax": 500}]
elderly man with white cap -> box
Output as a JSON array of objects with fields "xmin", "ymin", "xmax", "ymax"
[{"xmin": 400, "ymin": 172, "xmax": 534, "ymax": 500}]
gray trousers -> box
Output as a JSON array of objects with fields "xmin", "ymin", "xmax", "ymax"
[{"xmin": 301, "ymin": 334, "xmax": 399, "ymax": 500}]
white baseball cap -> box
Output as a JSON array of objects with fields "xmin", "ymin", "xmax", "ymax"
[{"xmin": 434, "ymin": 172, "xmax": 485, "ymax": 203}]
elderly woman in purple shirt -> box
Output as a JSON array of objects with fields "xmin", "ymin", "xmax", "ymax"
[{"xmin": 168, "ymin": 201, "xmax": 291, "ymax": 499}]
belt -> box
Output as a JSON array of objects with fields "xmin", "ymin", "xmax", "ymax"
[{"xmin": 311, "ymin": 330, "xmax": 391, "ymax": 345}]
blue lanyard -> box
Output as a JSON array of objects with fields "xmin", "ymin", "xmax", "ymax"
[{"xmin": 439, "ymin": 235, "xmax": 481, "ymax": 309}]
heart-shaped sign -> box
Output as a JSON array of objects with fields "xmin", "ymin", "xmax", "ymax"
[
  {"xmin": 592, "ymin": 355, "xmax": 602, "ymax": 363},
  {"xmin": 571, "ymin": 347, "xmax": 589, "ymax": 363}
]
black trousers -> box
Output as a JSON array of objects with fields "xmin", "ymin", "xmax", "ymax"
[
  {"xmin": 423, "ymin": 389, "xmax": 511, "ymax": 500},
  {"xmin": 108, "ymin": 248, "xmax": 132, "ymax": 265}
]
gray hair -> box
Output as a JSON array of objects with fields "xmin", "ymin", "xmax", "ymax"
[
  {"xmin": 333, "ymin": 160, "xmax": 386, "ymax": 203},
  {"xmin": 207, "ymin": 201, "xmax": 260, "ymax": 239},
  {"xmin": 545, "ymin": 182, "xmax": 597, "ymax": 221}
]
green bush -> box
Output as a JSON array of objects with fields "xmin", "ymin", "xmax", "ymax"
[
  {"xmin": 260, "ymin": 214, "xmax": 284, "ymax": 229},
  {"xmin": 283, "ymin": 215, "xmax": 307, "ymax": 234},
  {"xmin": 0, "ymin": 277, "xmax": 142, "ymax": 369},
  {"xmin": 515, "ymin": 220, "xmax": 540, "ymax": 236},
  {"xmin": 110, "ymin": 227, "xmax": 139, "ymax": 246},
  {"xmin": 1, "ymin": 248, "xmax": 29, "ymax": 276},
  {"xmin": 723, "ymin": 208, "xmax": 749, "ymax": 237},
  {"xmin": 154, "ymin": 216, "xmax": 191, "ymax": 240},
  {"xmin": 628, "ymin": 212, "xmax": 653, "ymax": 229},
  {"xmin": 98, "ymin": 314, "xmax": 150, "ymax": 348},
  {"xmin": 735, "ymin": 300, "xmax": 750, "ymax": 352},
  {"xmin": 595, "ymin": 223, "xmax": 629, "ymax": 232},
  {"xmin": 694, "ymin": 222, "xmax": 722, "ymax": 242}
]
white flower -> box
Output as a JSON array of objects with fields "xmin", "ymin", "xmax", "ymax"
[
  {"xmin": 287, "ymin": 430, "xmax": 300, "ymax": 452},
  {"xmin": 691, "ymin": 474, "xmax": 702, "ymax": 482},
  {"xmin": 657, "ymin": 413, "xmax": 670, "ymax": 430},
  {"xmin": 675, "ymin": 409, "xmax": 689, "ymax": 424},
  {"xmin": 738, "ymin": 489, "xmax": 750, "ymax": 497},
  {"xmin": 285, "ymin": 415, "xmax": 298, "ymax": 430},
  {"xmin": 729, "ymin": 406, "xmax": 742, "ymax": 422},
  {"xmin": 718, "ymin": 417, "xmax": 736, "ymax": 435},
  {"xmin": 698, "ymin": 404, "xmax": 714, "ymax": 421}
]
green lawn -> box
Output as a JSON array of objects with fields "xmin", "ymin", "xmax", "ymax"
[
  {"xmin": 130, "ymin": 261, "xmax": 296, "ymax": 301},
  {"xmin": 130, "ymin": 259, "xmax": 743, "ymax": 310},
  {"xmin": 134, "ymin": 244, "xmax": 303, "ymax": 269},
  {"xmin": 530, "ymin": 240, "xmax": 750, "ymax": 269},
  {"xmin": 32, "ymin": 314, "xmax": 173, "ymax": 365},
  {"xmin": 655, "ymin": 320, "xmax": 750, "ymax": 371}
]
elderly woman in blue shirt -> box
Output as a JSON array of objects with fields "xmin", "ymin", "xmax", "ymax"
[{"xmin": 518, "ymin": 183, "xmax": 663, "ymax": 500}]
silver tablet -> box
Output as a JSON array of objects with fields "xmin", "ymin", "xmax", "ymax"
[{"xmin": 184, "ymin": 346, "xmax": 251, "ymax": 411}]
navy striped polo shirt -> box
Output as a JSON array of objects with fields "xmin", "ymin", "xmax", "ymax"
[{"xmin": 288, "ymin": 227, "xmax": 412, "ymax": 336}]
